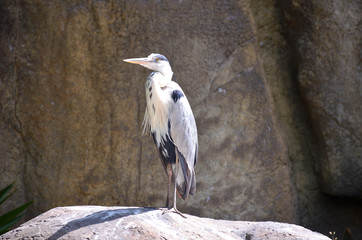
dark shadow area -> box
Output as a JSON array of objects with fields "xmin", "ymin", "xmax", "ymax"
[
  {"xmin": 319, "ymin": 194, "xmax": 362, "ymax": 240},
  {"xmin": 48, "ymin": 207, "xmax": 157, "ymax": 240}
]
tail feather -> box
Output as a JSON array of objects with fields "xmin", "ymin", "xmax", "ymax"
[
  {"xmin": 174, "ymin": 149, "xmax": 195, "ymax": 200},
  {"xmin": 189, "ymin": 171, "xmax": 196, "ymax": 196}
]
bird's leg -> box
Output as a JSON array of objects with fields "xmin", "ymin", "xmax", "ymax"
[
  {"xmin": 161, "ymin": 162, "xmax": 187, "ymax": 218},
  {"xmin": 171, "ymin": 178, "xmax": 187, "ymax": 218},
  {"xmin": 159, "ymin": 164, "xmax": 172, "ymax": 211},
  {"xmin": 166, "ymin": 164, "xmax": 172, "ymax": 209}
]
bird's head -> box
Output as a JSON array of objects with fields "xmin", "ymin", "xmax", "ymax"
[{"xmin": 124, "ymin": 53, "xmax": 173, "ymax": 80}]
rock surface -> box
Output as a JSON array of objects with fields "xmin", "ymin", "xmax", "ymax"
[
  {"xmin": 0, "ymin": 0, "xmax": 361, "ymax": 239},
  {"xmin": 1, "ymin": 206, "xmax": 330, "ymax": 240},
  {"xmin": 285, "ymin": 0, "xmax": 362, "ymax": 197},
  {"xmin": 0, "ymin": 0, "xmax": 296, "ymax": 223}
]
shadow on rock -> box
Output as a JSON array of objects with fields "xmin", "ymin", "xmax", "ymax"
[{"xmin": 48, "ymin": 207, "xmax": 156, "ymax": 240}]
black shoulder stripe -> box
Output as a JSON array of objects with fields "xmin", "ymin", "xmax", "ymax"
[{"xmin": 171, "ymin": 90, "xmax": 184, "ymax": 103}]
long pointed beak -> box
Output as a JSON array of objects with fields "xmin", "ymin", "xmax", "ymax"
[{"xmin": 123, "ymin": 57, "xmax": 151, "ymax": 65}]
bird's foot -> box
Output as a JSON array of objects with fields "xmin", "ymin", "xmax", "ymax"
[{"xmin": 159, "ymin": 207, "xmax": 187, "ymax": 218}]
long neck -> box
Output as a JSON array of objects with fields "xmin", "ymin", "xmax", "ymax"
[
  {"xmin": 162, "ymin": 69, "xmax": 173, "ymax": 83},
  {"xmin": 158, "ymin": 65, "xmax": 173, "ymax": 87}
]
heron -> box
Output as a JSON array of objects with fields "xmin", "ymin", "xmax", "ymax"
[{"xmin": 124, "ymin": 53, "xmax": 198, "ymax": 217}]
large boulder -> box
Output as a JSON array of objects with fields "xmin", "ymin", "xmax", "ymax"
[
  {"xmin": 0, "ymin": 206, "xmax": 330, "ymax": 240},
  {"xmin": 0, "ymin": 0, "xmax": 296, "ymax": 222},
  {"xmin": 250, "ymin": 0, "xmax": 362, "ymax": 237},
  {"xmin": 289, "ymin": 0, "xmax": 361, "ymax": 197},
  {"xmin": 0, "ymin": 1, "xmax": 361, "ymax": 239}
]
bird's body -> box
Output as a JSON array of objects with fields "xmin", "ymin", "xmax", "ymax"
[{"xmin": 124, "ymin": 53, "xmax": 198, "ymax": 216}]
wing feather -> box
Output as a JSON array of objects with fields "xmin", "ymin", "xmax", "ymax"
[{"xmin": 169, "ymin": 89, "xmax": 198, "ymax": 200}]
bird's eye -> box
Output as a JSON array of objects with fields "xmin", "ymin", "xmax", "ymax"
[{"xmin": 155, "ymin": 58, "xmax": 159, "ymax": 62}]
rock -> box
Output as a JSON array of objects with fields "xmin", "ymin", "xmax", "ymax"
[
  {"xmin": 0, "ymin": 206, "xmax": 330, "ymax": 240},
  {"xmin": 0, "ymin": 0, "xmax": 361, "ymax": 239},
  {"xmin": 0, "ymin": 0, "xmax": 296, "ymax": 223},
  {"xmin": 287, "ymin": 0, "xmax": 362, "ymax": 197},
  {"xmin": 250, "ymin": 0, "xmax": 362, "ymax": 237}
]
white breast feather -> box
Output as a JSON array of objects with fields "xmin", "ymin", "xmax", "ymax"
[{"xmin": 142, "ymin": 73, "xmax": 172, "ymax": 146}]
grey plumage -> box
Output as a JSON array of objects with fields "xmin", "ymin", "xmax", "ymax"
[{"xmin": 124, "ymin": 53, "xmax": 198, "ymax": 216}]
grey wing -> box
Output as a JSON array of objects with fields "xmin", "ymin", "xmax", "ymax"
[{"xmin": 170, "ymin": 93, "xmax": 198, "ymax": 200}]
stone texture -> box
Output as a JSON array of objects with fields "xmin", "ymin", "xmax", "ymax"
[
  {"xmin": 287, "ymin": 0, "xmax": 361, "ymax": 197},
  {"xmin": 0, "ymin": 1, "xmax": 361, "ymax": 240},
  {"xmin": 0, "ymin": 206, "xmax": 330, "ymax": 240},
  {"xmin": 0, "ymin": 0, "xmax": 296, "ymax": 222},
  {"xmin": 249, "ymin": 1, "xmax": 362, "ymax": 238}
]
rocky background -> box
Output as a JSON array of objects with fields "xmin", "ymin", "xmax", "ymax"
[{"xmin": 0, "ymin": 0, "xmax": 360, "ymax": 239}]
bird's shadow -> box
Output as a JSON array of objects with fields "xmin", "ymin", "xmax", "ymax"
[{"xmin": 48, "ymin": 207, "xmax": 157, "ymax": 240}]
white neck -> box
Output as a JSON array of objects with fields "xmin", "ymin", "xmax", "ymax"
[
  {"xmin": 163, "ymin": 70, "xmax": 173, "ymax": 82},
  {"xmin": 158, "ymin": 69, "xmax": 173, "ymax": 88}
]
